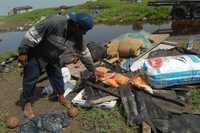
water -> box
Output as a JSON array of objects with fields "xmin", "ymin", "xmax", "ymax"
[
  {"xmin": 0, "ymin": 31, "xmax": 25, "ymax": 52},
  {"xmin": 0, "ymin": 0, "xmax": 90, "ymax": 16},
  {"xmin": 0, "ymin": 23, "xmax": 170, "ymax": 53}
]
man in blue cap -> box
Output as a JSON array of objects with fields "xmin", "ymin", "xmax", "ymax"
[{"xmin": 18, "ymin": 12, "xmax": 95, "ymax": 118}]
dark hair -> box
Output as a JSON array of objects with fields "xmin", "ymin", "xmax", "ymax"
[
  {"xmin": 68, "ymin": 19, "xmax": 88, "ymax": 31},
  {"xmin": 68, "ymin": 19, "xmax": 76, "ymax": 26}
]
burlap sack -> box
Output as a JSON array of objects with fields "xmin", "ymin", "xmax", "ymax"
[
  {"xmin": 106, "ymin": 40, "xmax": 120, "ymax": 58},
  {"xmin": 118, "ymin": 38, "xmax": 144, "ymax": 57}
]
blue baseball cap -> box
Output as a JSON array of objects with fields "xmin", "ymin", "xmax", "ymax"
[{"xmin": 69, "ymin": 12, "xmax": 93, "ymax": 30}]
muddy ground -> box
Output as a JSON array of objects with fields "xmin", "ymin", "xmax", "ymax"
[
  {"xmin": 0, "ymin": 65, "xmax": 83, "ymax": 133},
  {"xmin": 0, "ymin": 35, "xmax": 200, "ymax": 133},
  {"xmin": 0, "ymin": 61, "xmax": 134, "ymax": 133},
  {"xmin": 0, "ymin": 22, "xmax": 31, "ymax": 32}
]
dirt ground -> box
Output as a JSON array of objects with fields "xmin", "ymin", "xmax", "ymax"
[
  {"xmin": 0, "ymin": 22, "xmax": 30, "ymax": 32},
  {"xmin": 0, "ymin": 62, "xmax": 86, "ymax": 133}
]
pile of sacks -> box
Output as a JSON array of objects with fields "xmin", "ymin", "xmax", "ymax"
[
  {"xmin": 106, "ymin": 38, "xmax": 144, "ymax": 58},
  {"xmin": 106, "ymin": 32, "xmax": 152, "ymax": 59}
]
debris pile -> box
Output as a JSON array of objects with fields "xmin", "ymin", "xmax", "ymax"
[{"xmin": 70, "ymin": 33, "xmax": 200, "ymax": 132}]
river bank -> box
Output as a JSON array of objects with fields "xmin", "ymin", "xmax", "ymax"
[{"xmin": 0, "ymin": 0, "xmax": 171, "ymax": 32}]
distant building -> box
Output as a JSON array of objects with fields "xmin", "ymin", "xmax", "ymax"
[{"xmin": 8, "ymin": 6, "xmax": 33, "ymax": 16}]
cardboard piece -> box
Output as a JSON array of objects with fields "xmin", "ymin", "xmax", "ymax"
[{"xmin": 149, "ymin": 34, "xmax": 170, "ymax": 44}]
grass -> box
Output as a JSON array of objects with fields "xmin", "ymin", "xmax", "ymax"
[
  {"xmin": 192, "ymin": 90, "xmax": 200, "ymax": 112},
  {"xmin": 0, "ymin": 121, "xmax": 7, "ymax": 133},
  {"xmin": 77, "ymin": 89, "xmax": 200, "ymax": 133},
  {"xmin": 0, "ymin": 50, "xmax": 17, "ymax": 62},
  {"xmin": 0, "ymin": 8, "xmax": 59, "ymax": 23},
  {"xmin": 78, "ymin": 107, "xmax": 139, "ymax": 133},
  {"xmin": 68, "ymin": 0, "xmax": 171, "ymax": 24},
  {"xmin": 0, "ymin": 0, "xmax": 171, "ymax": 25}
]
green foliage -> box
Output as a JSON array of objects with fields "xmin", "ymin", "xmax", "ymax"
[
  {"xmin": 78, "ymin": 107, "xmax": 139, "ymax": 133},
  {"xmin": 0, "ymin": 121, "xmax": 7, "ymax": 133},
  {"xmin": 0, "ymin": 8, "xmax": 59, "ymax": 23},
  {"xmin": 68, "ymin": 0, "xmax": 171, "ymax": 24},
  {"xmin": 0, "ymin": 50, "xmax": 17, "ymax": 62},
  {"xmin": 192, "ymin": 90, "xmax": 200, "ymax": 111},
  {"xmin": 0, "ymin": 0, "xmax": 171, "ymax": 24}
]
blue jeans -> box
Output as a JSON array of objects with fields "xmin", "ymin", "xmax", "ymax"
[{"xmin": 22, "ymin": 58, "xmax": 64, "ymax": 103}]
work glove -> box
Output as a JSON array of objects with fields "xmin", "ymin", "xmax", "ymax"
[{"xmin": 18, "ymin": 54, "xmax": 28, "ymax": 66}]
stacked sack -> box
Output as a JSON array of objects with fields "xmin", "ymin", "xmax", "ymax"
[
  {"xmin": 107, "ymin": 38, "xmax": 144, "ymax": 58},
  {"xmin": 143, "ymin": 55, "xmax": 200, "ymax": 88},
  {"xmin": 106, "ymin": 32, "xmax": 152, "ymax": 59}
]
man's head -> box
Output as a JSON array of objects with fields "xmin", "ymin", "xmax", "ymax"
[{"xmin": 68, "ymin": 12, "xmax": 93, "ymax": 34}]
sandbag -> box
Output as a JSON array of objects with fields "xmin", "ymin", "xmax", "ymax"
[
  {"xmin": 117, "ymin": 32, "xmax": 152, "ymax": 49},
  {"xmin": 107, "ymin": 38, "xmax": 144, "ymax": 58},
  {"xmin": 106, "ymin": 40, "xmax": 120, "ymax": 58},
  {"xmin": 106, "ymin": 32, "xmax": 152, "ymax": 58},
  {"xmin": 118, "ymin": 38, "xmax": 144, "ymax": 57},
  {"xmin": 144, "ymin": 55, "xmax": 200, "ymax": 88}
]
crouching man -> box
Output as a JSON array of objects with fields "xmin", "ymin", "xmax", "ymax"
[{"xmin": 18, "ymin": 12, "xmax": 95, "ymax": 118}]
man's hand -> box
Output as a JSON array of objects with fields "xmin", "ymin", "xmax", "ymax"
[{"xmin": 18, "ymin": 54, "xmax": 28, "ymax": 66}]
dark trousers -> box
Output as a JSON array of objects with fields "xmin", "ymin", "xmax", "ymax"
[{"xmin": 22, "ymin": 58, "xmax": 64, "ymax": 103}]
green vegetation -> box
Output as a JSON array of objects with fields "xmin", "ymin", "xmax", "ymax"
[
  {"xmin": 0, "ymin": 0, "xmax": 171, "ymax": 25},
  {"xmin": 78, "ymin": 107, "xmax": 139, "ymax": 133},
  {"xmin": 0, "ymin": 8, "xmax": 59, "ymax": 23},
  {"xmin": 192, "ymin": 90, "xmax": 200, "ymax": 112},
  {"xmin": 69, "ymin": 0, "xmax": 171, "ymax": 24},
  {"xmin": 0, "ymin": 49, "xmax": 17, "ymax": 62},
  {"xmin": 0, "ymin": 121, "xmax": 7, "ymax": 133}
]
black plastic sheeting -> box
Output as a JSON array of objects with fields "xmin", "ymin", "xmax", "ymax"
[
  {"xmin": 18, "ymin": 112, "xmax": 70, "ymax": 133},
  {"xmin": 87, "ymin": 42, "xmax": 107, "ymax": 62},
  {"xmin": 120, "ymin": 84, "xmax": 200, "ymax": 133}
]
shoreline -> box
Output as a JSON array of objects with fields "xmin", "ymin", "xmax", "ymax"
[
  {"xmin": 0, "ymin": 21, "xmax": 32, "ymax": 32},
  {"xmin": 0, "ymin": 0, "xmax": 171, "ymax": 32}
]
